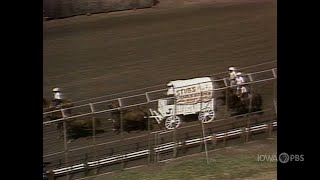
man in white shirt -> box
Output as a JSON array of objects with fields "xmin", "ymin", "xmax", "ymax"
[
  {"xmin": 228, "ymin": 66, "xmax": 237, "ymax": 86},
  {"xmin": 51, "ymin": 87, "xmax": 64, "ymax": 108},
  {"xmin": 235, "ymin": 72, "xmax": 249, "ymax": 99},
  {"xmin": 235, "ymin": 72, "xmax": 245, "ymax": 85}
]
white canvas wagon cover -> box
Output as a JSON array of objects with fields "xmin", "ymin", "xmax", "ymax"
[{"xmin": 166, "ymin": 77, "xmax": 214, "ymax": 105}]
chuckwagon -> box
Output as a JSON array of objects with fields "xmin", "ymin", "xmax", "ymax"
[{"xmin": 149, "ymin": 77, "xmax": 218, "ymax": 129}]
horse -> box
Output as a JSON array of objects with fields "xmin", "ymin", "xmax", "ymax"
[
  {"xmin": 227, "ymin": 91, "xmax": 263, "ymax": 116},
  {"xmin": 63, "ymin": 116, "xmax": 104, "ymax": 141},
  {"xmin": 108, "ymin": 103, "xmax": 151, "ymax": 134},
  {"xmin": 211, "ymin": 76, "xmax": 263, "ymax": 116},
  {"xmin": 43, "ymin": 97, "xmax": 74, "ymax": 120},
  {"xmin": 43, "ymin": 97, "xmax": 104, "ymax": 141},
  {"xmin": 43, "ymin": 97, "xmax": 74, "ymax": 137}
]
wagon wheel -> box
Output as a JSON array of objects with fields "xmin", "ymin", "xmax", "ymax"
[
  {"xmin": 198, "ymin": 108, "xmax": 215, "ymax": 123},
  {"xmin": 164, "ymin": 116, "xmax": 181, "ymax": 130}
]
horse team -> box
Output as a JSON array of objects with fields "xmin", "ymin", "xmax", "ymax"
[{"xmin": 43, "ymin": 76, "xmax": 263, "ymax": 141}]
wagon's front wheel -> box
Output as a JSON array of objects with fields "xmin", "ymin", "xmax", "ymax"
[
  {"xmin": 164, "ymin": 116, "xmax": 181, "ymax": 130},
  {"xmin": 198, "ymin": 108, "xmax": 215, "ymax": 123}
]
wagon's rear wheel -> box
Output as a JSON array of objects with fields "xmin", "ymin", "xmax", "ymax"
[
  {"xmin": 164, "ymin": 115, "xmax": 182, "ymax": 130},
  {"xmin": 198, "ymin": 108, "xmax": 215, "ymax": 123}
]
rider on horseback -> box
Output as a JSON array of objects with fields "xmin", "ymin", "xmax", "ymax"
[
  {"xmin": 228, "ymin": 66, "xmax": 237, "ymax": 87},
  {"xmin": 51, "ymin": 87, "xmax": 65, "ymax": 108},
  {"xmin": 235, "ymin": 72, "xmax": 250, "ymax": 100}
]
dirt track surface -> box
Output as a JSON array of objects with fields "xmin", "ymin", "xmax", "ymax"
[{"xmin": 43, "ymin": 0, "xmax": 276, "ymax": 102}]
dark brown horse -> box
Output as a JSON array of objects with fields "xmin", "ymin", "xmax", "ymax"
[
  {"xmin": 43, "ymin": 97, "xmax": 74, "ymax": 120},
  {"xmin": 227, "ymin": 90, "xmax": 263, "ymax": 116},
  {"xmin": 211, "ymin": 76, "xmax": 263, "ymax": 116},
  {"xmin": 108, "ymin": 103, "xmax": 151, "ymax": 134},
  {"xmin": 62, "ymin": 116, "xmax": 104, "ymax": 141},
  {"xmin": 43, "ymin": 97, "xmax": 104, "ymax": 141}
]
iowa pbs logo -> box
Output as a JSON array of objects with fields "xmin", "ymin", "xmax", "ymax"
[{"xmin": 279, "ymin": 152, "xmax": 304, "ymax": 163}]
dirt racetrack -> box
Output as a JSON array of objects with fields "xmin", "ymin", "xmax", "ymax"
[{"xmin": 43, "ymin": 0, "xmax": 276, "ymax": 102}]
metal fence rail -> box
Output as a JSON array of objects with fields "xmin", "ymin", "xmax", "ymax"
[
  {"xmin": 49, "ymin": 120, "xmax": 277, "ymax": 176},
  {"xmin": 43, "ymin": 67, "xmax": 277, "ymax": 125}
]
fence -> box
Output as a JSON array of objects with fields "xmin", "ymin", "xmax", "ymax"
[
  {"xmin": 43, "ymin": 0, "xmax": 155, "ymax": 19},
  {"xmin": 43, "ymin": 67, "xmax": 277, "ymax": 180}
]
